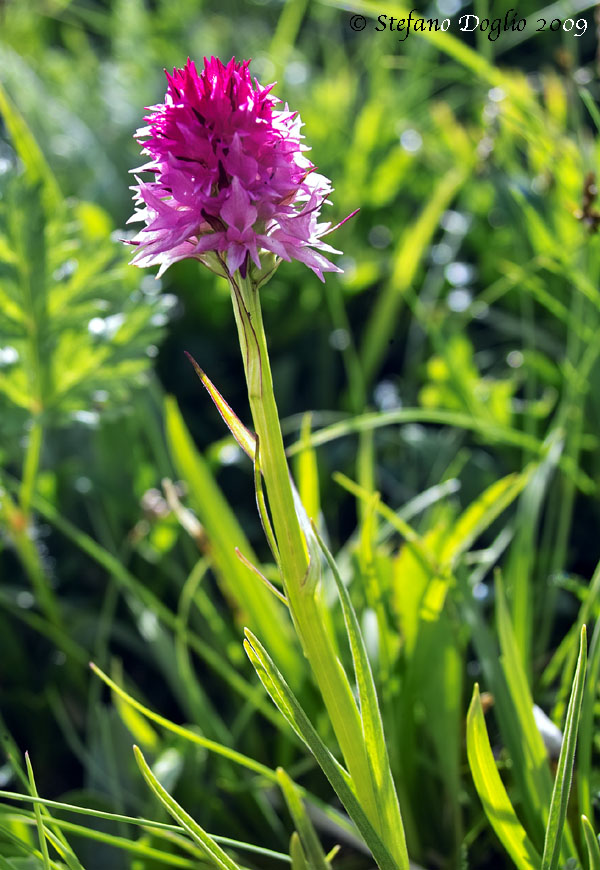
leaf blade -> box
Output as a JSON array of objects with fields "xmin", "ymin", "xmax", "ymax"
[
  {"xmin": 466, "ymin": 685, "xmax": 541, "ymax": 870},
  {"xmin": 541, "ymin": 625, "xmax": 587, "ymax": 870},
  {"xmin": 310, "ymin": 521, "xmax": 408, "ymax": 867},
  {"xmin": 581, "ymin": 815, "xmax": 600, "ymax": 870},
  {"xmin": 243, "ymin": 629, "xmax": 400, "ymax": 870},
  {"xmin": 133, "ymin": 746, "xmax": 243, "ymax": 870}
]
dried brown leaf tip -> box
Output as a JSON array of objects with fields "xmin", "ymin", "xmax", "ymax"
[
  {"xmin": 479, "ymin": 691, "xmax": 495, "ymax": 714},
  {"xmin": 575, "ymin": 171, "xmax": 600, "ymax": 233}
]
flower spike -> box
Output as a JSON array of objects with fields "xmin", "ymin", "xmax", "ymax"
[{"xmin": 128, "ymin": 57, "xmax": 351, "ymax": 281}]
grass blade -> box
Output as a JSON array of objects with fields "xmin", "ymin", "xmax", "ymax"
[
  {"xmin": 0, "ymin": 792, "xmax": 291, "ymax": 863},
  {"xmin": 579, "ymin": 88, "xmax": 600, "ymax": 135},
  {"xmin": 16, "ymin": 479, "xmax": 281, "ymax": 724},
  {"xmin": 466, "ymin": 685, "xmax": 541, "ymax": 870},
  {"xmin": 440, "ymin": 471, "xmax": 531, "ymax": 569},
  {"xmin": 90, "ymin": 662, "xmax": 279, "ymax": 782},
  {"xmin": 360, "ymin": 167, "xmax": 469, "ymax": 382},
  {"xmin": 1, "ymin": 814, "xmax": 195, "ymax": 869},
  {"xmin": 495, "ymin": 572, "xmax": 554, "ymax": 839},
  {"xmin": 277, "ymin": 768, "xmax": 330, "ymax": 870},
  {"xmin": 323, "ymin": 0, "xmax": 502, "ymax": 85},
  {"xmin": 243, "ymin": 629, "xmax": 399, "ymax": 870},
  {"xmin": 24, "ymin": 754, "xmax": 51, "ymax": 870},
  {"xmin": 541, "ymin": 625, "xmax": 587, "ymax": 870},
  {"xmin": 133, "ymin": 745, "xmax": 243, "ymax": 870},
  {"xmin": 581, "ymin": 815, "xmax": 600, "ymax": 870},
  {"xmin": 310, "ymin": 521, "xmax": 408, "ymax": 867},
  {"xmin": 165, "ymin": 395, "xmax": 300, "ymax": 681},
  {"xmin": 578, "ymin": 615, "xmax": 600, "ymax": 820},
  {"xmin": 285, "ymin": 408, "xmax": 593, "ymax": 493},
  {"xmin": 290, "ymin": 831, "xmax": 309, "ymax": 870},
  {"xmin": 254, "ymin": 434, "xmax": 282, "ymax": 570},
  {"xmin": 333, "ymin": 471, "xmax": 436, "ymax": 574},
  {"xmin": 294, "ymin": 413, "xmax": 321, "ymax": 524}
]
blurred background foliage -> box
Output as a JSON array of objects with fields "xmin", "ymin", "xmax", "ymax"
[{"xmin": 1, "ymin": 0, "xmax": 600, "ymax": 868}]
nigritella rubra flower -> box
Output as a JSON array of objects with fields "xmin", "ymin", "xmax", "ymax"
[{"xmin": 128, "ymin": 57, "xmax": 350, "ymax": 281}]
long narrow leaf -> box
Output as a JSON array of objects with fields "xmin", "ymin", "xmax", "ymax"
[
  {"xmin": 243, "ymin": 629, "xmax": 399, "ymax": 870},
  {"xmin": 165, "ymin": 395, "xmax": 299, "ymax": 681},
  {"xmin": 495, "ymin": 573, "xmax": 555, "ymax": 837},
  {"xmin": 2, "ymin": 815, "xmax": 196, "ymax": 870},
  {"xmin": 333, "ymin": 472, "xmax": 437, "ymax": 574},
  {"xmin": 277, "ymin": 769, "xmax": 330, "ymax": 870},
  {"xmin": 285, "ymin": 409, "xmax": 593, "ymax": 493},
  {"xmin": 310, "ymin": 521, "xmax": 407, "ymax": 866},
  {"xmin": 324, "ymin": 0, "xmax": 502, "ymax": 84},
  {"xmin": 185, "ymin": 353, "xmax": 256, "ymax": 461},
  {"xmin": 254, "ymin": 434, "xmax": 282, "ymax": 570},
  {"xmin": 466, "ymin": 685, "xmax": 541, "ymax": 870},
  {"xmin": 461, "ymin": 576, "xmax": 549, "ymax": 849},
  {"xmin": 440, "ymin": 471, "xmax": 531, "ymax": 569},
  {"xmin": 24, "ymin": 754, "xmax": 51, "ymax": 870},
  {"xmin": 17, "ymin": 480, "xmax": 281, "ymax": 724},
  {"xmin": 0, "ymin": 793, "xmax": 291, "ymax": 864},
  {"xmin": 295, "ymin": 413, "xmax": 321, "ymax": 524},
  {"xmin": 361, "ymin": 166, "xmax": 469, "ymax": 382},
  {"xmin": 290, "ymin": 832, "xmax": 310, "ymax": 870},
  {"xmin": 581, "ymin": 816, "xmax": 600, "ymax": 870},
  {"xmin": 541, "ymin": 625, "xmax": 587, "ymax": 870},
  {"xmin": 578, "ymin": 616, "xmax": 600, "ymax": 819},
  {"xmin": 133, "ymin": 746, "xmax": 242, "ymax": 870},
  {"xmin": 90, "ymin": 662, "xmax": 278, "ymax": 782}
]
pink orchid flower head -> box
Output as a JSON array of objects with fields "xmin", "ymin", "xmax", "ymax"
[{"xmin": 127, "ymin": 57, "xmax": 353, "ymax": 282}]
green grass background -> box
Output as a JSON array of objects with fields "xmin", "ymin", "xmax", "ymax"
[{"xmin": 1, "ymin": 1, "xmax": 600, "ymax": 868}]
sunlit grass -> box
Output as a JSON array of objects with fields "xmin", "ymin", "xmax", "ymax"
[{"xmin": 0, "ymin": 1, "xmax": 599, "ymax": 868}]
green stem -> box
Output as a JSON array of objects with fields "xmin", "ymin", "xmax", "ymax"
[
  {"xmin": 20, "ymin": 418, "xmax": 43, "ymax": 520},
  {"xmin": 539, "ymin": 255, "xmax": 597, "ymax": 653},
  {"xmin": 0, "ymin": 483, "xmax": 61, "ymax": 628},
  {"xmin": 228, "ymin": 272, "xmax": 407, "ymax": 867},
  {"xmin": 2, "ymin": 417, "xmax": 62, "ymax": 628}
]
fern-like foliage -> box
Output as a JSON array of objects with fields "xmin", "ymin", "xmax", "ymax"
[{"xmin": 0, "ymin": 92, "xmax": 171, "ymax": 459}]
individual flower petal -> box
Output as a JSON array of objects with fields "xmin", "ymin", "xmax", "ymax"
[{"xmin": 221, "ymin": 177, "xmax": 258, "ymax": 234}]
